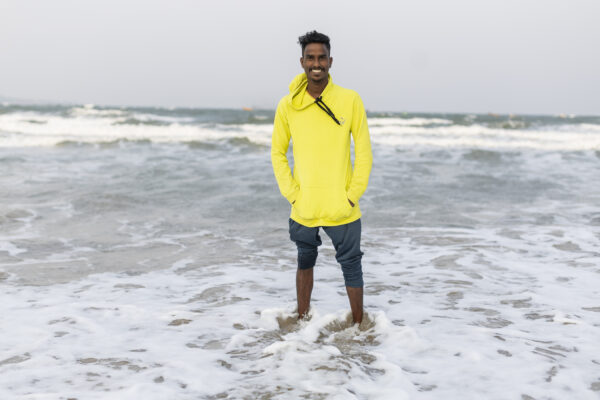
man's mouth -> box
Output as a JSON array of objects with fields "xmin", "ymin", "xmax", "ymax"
[{"xmin": 311, "ymin": 69, "xmax": 322, "ymax": 73}]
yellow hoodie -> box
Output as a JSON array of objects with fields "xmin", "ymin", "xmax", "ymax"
[{"xmin": 271, "ymin": 73, "xmax": 373, "ymax": 227}]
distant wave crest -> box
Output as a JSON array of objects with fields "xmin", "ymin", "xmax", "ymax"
[{"xmin": 1, "ymin": 104, "xmax": 599, "ymax": 150}]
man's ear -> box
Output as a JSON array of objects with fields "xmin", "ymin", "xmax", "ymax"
[
  {"xmin": 299, "ymin": 57, "xmax": 304, "ymax": 67},
  {"xmin": 329, "ymin": 57, "xmax": 333, "ymax": 68}
]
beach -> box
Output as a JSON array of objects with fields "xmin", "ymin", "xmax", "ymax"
[{"xmin": 1, "ymin": 103, "xmax": 599, "ymax": 399}]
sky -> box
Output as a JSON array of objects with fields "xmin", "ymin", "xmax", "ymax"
[{"xmin": 1, "ymin": 0, "xmax": 599, "ymax": 115}]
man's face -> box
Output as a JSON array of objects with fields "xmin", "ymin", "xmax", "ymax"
[{"xmin": 300, "ymin": 43, "xmax": 332, "ymax": 84}]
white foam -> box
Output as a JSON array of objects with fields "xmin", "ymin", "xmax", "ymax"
[
  {"xmin": 0, "ymin": 241, "xmax": 27, "ymax": 257},
  {"xmin": 368, "ymin": 117, "xmax": 453, "ymax": 126},
  {"xmin": 369, "ymin": 124, "xmax": 600, "ymax": 151},
  {"xmin": 0, "ymin": 112, "xmax": 272, "ymax": 147},
  {"xmin": 1, "ymin": 219, "xmax": 599, "ymax": 398},
  {"xmin": 2, "ymin": 110, "xmax": 599, "ymax": 150},
  {"xmin": 69, "ymin": 104, "xmax": 127, "ymax": 117}
]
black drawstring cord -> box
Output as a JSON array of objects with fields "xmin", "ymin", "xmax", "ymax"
[{"xmin": 314, "ymin": 96, "xmax": 341, "ymax": 125}]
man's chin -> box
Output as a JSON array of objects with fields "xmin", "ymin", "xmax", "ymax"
[{"xmin": 308, "ymin": 72, "xmax": 327, "ymax": 83}]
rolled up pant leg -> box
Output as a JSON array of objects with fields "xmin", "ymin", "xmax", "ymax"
[
  {"xmin": 289, "ymin": 218, "xmax": 322, "ymax": 269},
  {"xmin": 323, "ymin": 219, "xmax": 364, "ymax": 288}
]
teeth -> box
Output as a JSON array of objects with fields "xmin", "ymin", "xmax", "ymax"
[{"xmin": 312, "ymin": 69, "xmax": 322, "ymax": 72}]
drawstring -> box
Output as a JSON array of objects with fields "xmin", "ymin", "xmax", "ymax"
[{"xmin": 314, "ymin": 96, "xmax": 341, "ymax": 125}]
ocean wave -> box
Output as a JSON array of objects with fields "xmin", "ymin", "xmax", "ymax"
[
  {"xmin": 369, "ymin": 124, "xmax": 600, "ymax": 151},
  {"xmin": 69, "ymin": 104, "xmax": 128, "ymax": 118},
  {"xmin": 367, "ymin": 117, "xmax": 453, "ymax": 127},
  {"xmin": 1, "ymin": 106, "xmax": 599, "ymax": 150},
  {"xmin": 0, "ymin": 111, "xmax": 273, "ymax": 147},
  {"xmin": 112, "ymin": 118, "xmax": 172, "ymax": 126}
]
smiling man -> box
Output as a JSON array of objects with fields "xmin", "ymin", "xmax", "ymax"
[{"xmin": 271, "ymin": 31, "xmax": 373, "ymax": 324}]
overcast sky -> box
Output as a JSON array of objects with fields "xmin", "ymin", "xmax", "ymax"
[{"xmin": 1, "ymin": 0, "xmax": 599, "ymax": 115}]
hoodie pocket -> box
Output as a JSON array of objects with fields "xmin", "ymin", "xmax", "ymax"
[{"xmin": 294, "ymin": 186, "xmax": 353, "ymax": 221}]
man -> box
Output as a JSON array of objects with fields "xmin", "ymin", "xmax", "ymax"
[{"xmin": 271, "ymin": 30, "xmax": 372, "ymax": 324}]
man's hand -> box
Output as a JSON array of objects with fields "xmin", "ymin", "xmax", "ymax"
[{"xmin": 348, "ymin": 199, "xmax": 355, "ymax": 207}]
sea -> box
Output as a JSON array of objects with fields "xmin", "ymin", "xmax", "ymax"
[{"xmin": 1, "ymin": 103, "xmax": 599, "ymax": 399}]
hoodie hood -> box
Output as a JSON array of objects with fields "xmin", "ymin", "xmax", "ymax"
[{"xmin": 287, "ymin": 73, "xmax": 333, "ymax": 110}]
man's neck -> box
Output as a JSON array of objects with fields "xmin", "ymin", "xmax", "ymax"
[{"xmin": 306, "ymin": 78, "xmax": 328, "ymax": 99}]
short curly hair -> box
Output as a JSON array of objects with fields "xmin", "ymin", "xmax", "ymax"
[{"xmin": 298, "ymin": 30, "xmax": 331, "ymax": 56}]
